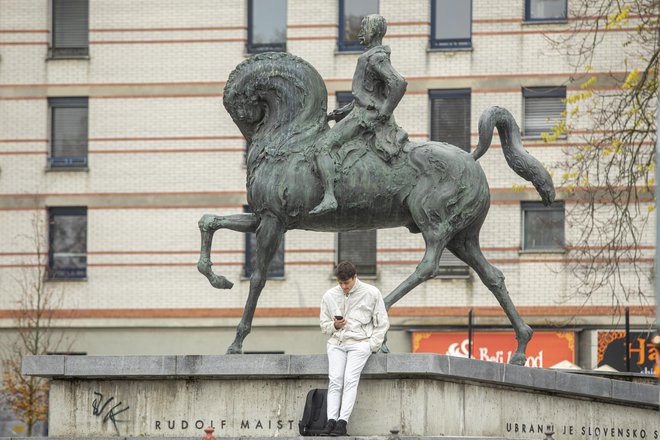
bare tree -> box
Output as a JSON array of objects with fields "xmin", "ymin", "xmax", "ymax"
[
  {"xmin": 546, "ymin": 0, "xmax": 659, "ymax": 308},
  {"xmin": 1, "ymin": 212, "xmax": 68, "ymax": 436}
]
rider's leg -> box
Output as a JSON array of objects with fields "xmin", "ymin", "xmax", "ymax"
[{"xmin": 310, "ymin": 115, "xmax": 363, "ymax": 216}]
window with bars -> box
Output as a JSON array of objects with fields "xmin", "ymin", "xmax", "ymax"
[
  {"xmin": 338, "ymin": 0, "xmax": 378, "ymax": 51},
  {"xmin": 430, "ymin": 89, "xmax": 471, "ymax": 152},
  {"xmin": 248, "ymin": 0, "xmax": 287, "ymax": 53},
  {"xmin": 244, "ymin": 207, "xmax": 285, "ymax": 278},
  {"xmin": 523, "ymin": 87, "xmax": 566, "ymax": 138},
  {"xmin": 49, "ymin": 97, "xmax": 88, "ymax": 168},
  {"xmin": 337, "ymin": 229, "xmax": 377, "ymax": 277},
  {"xmin": 522, "ymin": 201, "xmax": 565, "ymax": 250},
  {"xmin": 48, "ymin": 207, "xmax": 87, "ymax": 279},
  {"xmin": 51, "ymin": 0, "xmax": 89, "ymax": 57},
  {"xmin": 431, "ymin": 0, "xmax": 472, "ymax": 49},
  {"xmin": 525, "ymin": 0, "xmax": 567, "ymax": 21}
]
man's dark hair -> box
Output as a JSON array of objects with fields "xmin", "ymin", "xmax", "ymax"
[{"xmin": 335, "ymin": 261, "xmax": 357, "ymax": 281}]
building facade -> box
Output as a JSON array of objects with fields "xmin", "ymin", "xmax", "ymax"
[{"xmin": 0, "ymin": 1, "xmax": 656, "ymax": 412}]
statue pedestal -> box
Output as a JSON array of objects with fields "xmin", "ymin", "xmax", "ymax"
[{"xmin": 22, "ymin": 354, "xmax": 659, "ymax": 439}]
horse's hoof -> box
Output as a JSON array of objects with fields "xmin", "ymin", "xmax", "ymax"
[
  {"xmin": 226, "ymin": 344, "xmax": 243, "ymax": 354},
  {"xmin": 211, "ymin": 275, "xmax": 234, "ymax": 290},
  {"xmin": 509, "ymin": 353, "xmax": 526, "ymax": 366},
  {"xmin": 379, "ymin": 343, "xmax": 390, "ymax": 354}
]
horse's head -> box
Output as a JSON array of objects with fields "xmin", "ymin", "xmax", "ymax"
[{"xmin": 223, "ymin": 52, "xmax": 328, "ymax": 150}]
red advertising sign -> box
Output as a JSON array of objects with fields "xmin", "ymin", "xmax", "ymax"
[{"xmin": 412, "ymin": 331, "xmax": 575, "ymax": 368}]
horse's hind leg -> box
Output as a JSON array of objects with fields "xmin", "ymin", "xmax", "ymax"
[
  {"xmin": 449, "ymin": 232, "xmax": 533, "ymax": 366},
  {"xmin": 227, "ymin": 214, "xmax": 284, "ymax": 354},
  {"xmin": 198, "ymin": 213, "xmax": 258, "ymax": 289}
]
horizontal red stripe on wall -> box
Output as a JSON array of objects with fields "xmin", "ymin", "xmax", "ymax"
[{"xmin": 0, "ymin": 305, "xmax": 653, "ymax": 319}]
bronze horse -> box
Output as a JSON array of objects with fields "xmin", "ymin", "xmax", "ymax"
[{"xmin": 197, "ymin": 52, "xmax": 555, "ymax": 363}]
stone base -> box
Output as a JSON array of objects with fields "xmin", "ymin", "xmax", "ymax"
[{"xmin": 22, "ymin": 354, "xmax": 659, "ymax": 439}]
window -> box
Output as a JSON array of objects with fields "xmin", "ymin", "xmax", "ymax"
[
  {"xmin": 248, "ymin": 0, "xmax": 287, "ymax": 53},
  {"xmin": 49, "ymin": 97, "xmax": 88, "ymax": 168},
  {"xmin": 51, "ymin": 0, "xmax": 89, "ymax": 57},
  {"xmin": 244, "ymin": 207, "xmax": 285, "ymax": 278},
  {"xmin": 337, "ymin": 230, "xmax": 377, "ymax": 277},
  {"xmin": 525, "ymin": 0, "xmax": 567, "ymax": 21},
  {"xmin": 48, "ymin": 207, "xmax": 87, "ymax": 279},
  {"xmin": 437, "ymin": 250, "xmax": 469, "ymax": 277},
  {"xmin": 431, "ymin": 0, "xmax": 472, "ymax": 49},
  {"xmin": 522, "ymin": 201, "xmax": 565, "ymax": 250},
  {"xmin": 430, "ymin": 89, "xmax": 471, "ymax": 152},
  {"xmin": 336, "ymin": 91, "xmax": 353, "ymax": 108},
  {"xmin": 338, "ymin": 0, "xmax": 378, "ymax": 51},
  {"xmin": 523, "ymin": 86, "xmax": 566, "ymax": 138}
]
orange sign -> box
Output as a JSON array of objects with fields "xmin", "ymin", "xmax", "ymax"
[{"xmin": 412, "ymin": 331, "xmax": 575, "ymax": 368}]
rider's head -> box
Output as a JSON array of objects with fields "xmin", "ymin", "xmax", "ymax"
[{"xmin": 359, "ymin": 14, "xmax": 387, "ymax": 47}]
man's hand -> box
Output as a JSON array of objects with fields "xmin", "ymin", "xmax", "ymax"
[{"xmin": 333, "ymin": 316, "xmax": 346, "ymax": 330}]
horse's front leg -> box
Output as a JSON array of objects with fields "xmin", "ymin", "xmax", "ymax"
[
  {"xmin": 198, "ymin": 213, "xmax": 258, "ymax": 289},
  {"xmin": 227, "ymin": 214, "xmax": 284, "ymax": 354}
]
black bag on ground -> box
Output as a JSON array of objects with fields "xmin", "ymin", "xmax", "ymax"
[{"xmin": 299, "ymin": 388, "xmax": 328, "ymax": 436}]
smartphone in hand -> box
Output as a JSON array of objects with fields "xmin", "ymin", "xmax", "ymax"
[{"xmin": 334, "ymin": 315, "xmax": 343, "ymax": 320}]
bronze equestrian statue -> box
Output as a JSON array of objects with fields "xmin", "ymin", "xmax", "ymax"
[{"xmin": 197, "ymin": 15, "xmax": 555, "ymax": 364}]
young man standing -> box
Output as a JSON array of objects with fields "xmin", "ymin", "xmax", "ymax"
[{"xmin": 319, "ymin": 261, "xmax": 390, "ymax": 436}]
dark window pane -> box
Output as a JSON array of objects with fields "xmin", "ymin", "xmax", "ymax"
[
  {"xmin": 433, "ymin": 0, "xmax": 471, "ymax": 42},
  {"xmin": 49, "ymin": 207, "xmax": 87, "ymax": 279},
  {"xmin": 338, "ymin": 230, "xmax": 376, "ymax": 276},
  {"xmin": 528, "ymin": 0, "xmax": 567, "ymax": 20},
  {"xmin": 430, "ymin": 90, "xmax": 471, "ymax": 152},
  {"xmin": 523, "ymin": 87, "xmax": 566, "ymax": 137},
  {"xmin": 249, "ymin": 0, "xmax": 287, "ymax": 52},
  {"xmin": 336, "ymin": 91, "xmax": 354, "ymax": 108},
  {"xmin": 523, "ymin": 202, "xmax": 565, "ymax": 250},
  {"xmin": 340, "ymin": 0, "xmax": 378, "ymax": 49},
  {"xmin": 53, "ymin": 0, "xmax": 89, "ymax": 50},
  {"xmin": 49, "ymin": 98, "xmax": 88, "ymax": 167}
]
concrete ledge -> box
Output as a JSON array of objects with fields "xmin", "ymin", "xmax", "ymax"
[
  {"xmin": 22, "ymin": 353, "xmax": 659, "ymax": 409},
  {"xmin": 0, "ymin": 437, "xmax": 505, "ymax": 440}
]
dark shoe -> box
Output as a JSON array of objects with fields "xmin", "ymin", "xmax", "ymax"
[
  {"xmin": 330, "ymin": 419, "xmax": 347, "ymax": 436},
  {"xmin": 320, "ymin": 419, "xmax": 336, "ymax": 436}
]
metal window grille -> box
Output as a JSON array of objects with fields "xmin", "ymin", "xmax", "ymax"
[
  {"xmin": 522, "ymin": 201, "xmax": 565, "ymax": 250},
  {"xmin": 437, "ymin": 249, "xmax": 469, "ymax": 277},
  {"xmin": 49, "ymin": 97, "xmax": 88, "ymax": 168},
  {"xmin": 338, "ymin": 0, "xmax": 378, "ymax": 51},
  {"xmin": 52, "ymin": 0, "xmax": 89, "ymax": 57},
  {"xmin": 244, "ymin": 207, "xmax": 285, "ymax": 278},
  {"xmin": 523, "ymin": 87, "xmax": 566, "ymax": 138},
  {"xmin": 525, "ymin": 0, "xmax": 567, "ymax": 21},
  {"xmin": 431, "ymin": 0, "xmax": 472, "ymax": 49},
  {"xmin": 248, "ymin": 0, "xmax": 287, "ymax": 53},
  {"xmin": 430, "ymin": 89, "xmax": 471, "ymax": 152},
  {"xmin": 338, "ymin": 230, "xmax": 377, "ymax": 276},
  {"xmin": 48, "ymin": 207, "xmax": 87, "ymax": 279}
]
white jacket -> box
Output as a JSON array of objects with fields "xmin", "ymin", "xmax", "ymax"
[{"xmin": 320, "ymin": 278, "xmax": 390, "ymax": 352}]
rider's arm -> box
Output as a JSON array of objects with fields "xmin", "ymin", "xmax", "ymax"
[
  {"xmin": 371, "ymin": 53, "xmax": 407, "ymax": 119},
  {"xmin": 328, "ymin": 100, "xmax": 354, "ymax": 122}
]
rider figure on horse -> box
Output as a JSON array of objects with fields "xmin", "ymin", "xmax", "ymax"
[{"xmin": 309, "ymin": 14, "xmax": 409, "ymax": 216}]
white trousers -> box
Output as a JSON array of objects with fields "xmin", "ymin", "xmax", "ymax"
[{"xmin": 326, "ymin": 341, "xmax": 372, "ymax": 422}]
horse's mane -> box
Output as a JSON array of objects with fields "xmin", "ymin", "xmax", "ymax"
[{"xmin": 223, "ymin": 52, "xmax": 329, "ymax": 179}]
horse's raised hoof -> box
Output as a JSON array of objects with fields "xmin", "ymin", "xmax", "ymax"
[
  {"xmin": 379, "ymin": 343, "xmax": 390, "ymax": 354},
  {"xmin": 509, "ymin": 353, "xmax": 526, "ymax": 366},
  {"xmin": 226, "ymin": 344, "xmax": 243, "ymax": 354},
  {"xmin": 210, "ymin": 275, "xmax": 234, "ymax": 290}
]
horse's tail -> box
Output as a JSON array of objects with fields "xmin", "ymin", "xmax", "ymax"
[
  {"xmin": 471, "ymin": 106, "xmax": 555, "ymax": 206},
  {"xmin": 223, "ymin": 52, "xmax": 328, "ymax": 156}
]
